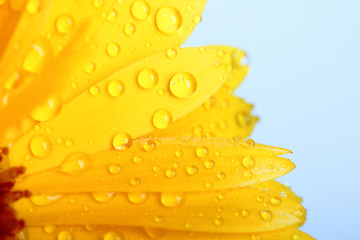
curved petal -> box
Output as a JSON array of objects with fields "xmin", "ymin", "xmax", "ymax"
[
  {"xmin": 9, "ymin": 47, "xmax": 235, "ymax": 174},
  {"xmin": 15, "ymin": 137, "xmax": 294, "ymax": 193},
  {"xmin": 14, "ymin": 181, "xmax": 305, "ymax": 233}
]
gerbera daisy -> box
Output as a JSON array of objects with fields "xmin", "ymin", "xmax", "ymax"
[{"xmin": 0, "ymin": 0, "xmax": 313, "ymax": 239}]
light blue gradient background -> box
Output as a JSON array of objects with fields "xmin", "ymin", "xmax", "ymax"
[{"xmin": 184, "ymin": 0, "xmax": 360, "ymax": 239}]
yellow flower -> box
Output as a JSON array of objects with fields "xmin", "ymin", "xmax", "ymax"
[{"xmin": 0, "ymin": 0, "xmax": 313, "ymax": 239}]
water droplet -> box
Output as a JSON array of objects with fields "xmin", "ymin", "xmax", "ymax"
[
  {"xmin": 175, "ymin": 150, "xmax": 183, "ymax": 157},
  {"xmin": 204, "ymin": 160, "xmax": 215, "ymax": 169},
  {"xmin": 132, "ymin": 155, "xmax": 143, "ymax": 164},
  {"xmin": 217, "ymin": 49, "xmax": 225, "ymax": 57},
  {"xmin": 60, "ymin": 152, "xmax": 91, "ymax": 176},
  {"xmin": 192, "ymin": 15, "xmax": 201, "ymax": 24},
  {"xmin": 205, "ymin": 182, "xmax": 213, "ymax": 189},
  {"xmin": 130, "ymin": 177, "xmax": 141, "ymax": 186},
  {"xmin": 152, "ymin": 109, "xmax": 172, "ymax": 129},
  {"xmin": 214, "ymin": 217, "xmax": 224, "ymax": 226},
  {"xmin": 106, "ymin": 9, "xmax": 117, "ymax": 22},
  {"xmin": 260, "ymin": 209, "xmax": 272, "ymax": 221},
  {"xmin": 83, "ymin": 61, "xmax": 96, "ymax": 74},
  {"xmin": 217, "ymin": 172, "xmax": 226, "ymax": 180},
  {"xmin": 242, "ymin": 156, "xmax": 255, "ymax": 169},
  {"xmin": 57, "ymin": 231, "xmax": 73, "ymax": 240},
  {"xmin": 293, "ymin": 233, "xmax": 302, "ymax": 240},
  {"xmin": 144, "ymin": 227, "xmax": 165, "ymax": 239},
  {"xmin": 243, "ymin": 171, "xmax": 252, "ymax": 179},
  {"xmin": 103, "ymin": 231, "xmax": 123, "ymax": 240},
  {"xmin": 89, "ymin": 85, "xmax": 100, "ymax": 96},
  {"xmin": 166, "ymin": 48, "xmax": 177, "ymax": 58},
  {"xmin": 106, "ymin": 42, "xmax": 120, "ymax": 57},
  {"xmin": 196, "ymin": 146, "xmax": 208, "ymax": 158},
  {"xmin": 113, "ymin": 133, "xmax": 132, "ymax": 150},
  {"xmin": 124, "ymin": 23, "xmax": 136, "ymax": 36},
  {"xmin": 154, "ymin": 215, "xmax": 164, "ymax": 223},
  {"xmin": 93, "ymin": 0, "xmax": 104, "ymax": 8},
  {"xmin": 165, "ymin": 169, "xmax": 176, "ymax": 178},
  {"xmin": 127, "ymin": 192, "xmax": 148, "ymax": 204},
  {"xmin": 236, "ymin": 111, "xmax": 252, "ymax": 127},
  {"xmin": 31, "ymin": 95, "xmax": 62, "ymax": 122},
  {"xmin": 107, "ymin": 80, "xmax": 125, "ymax": 97},
  {"xmin": 143, "ymin": 140, "xmax": 156, "ymax": 152},
  {"xmin": 257, "ymin": 196, "xmax": 264, "ymax": 202},
  {"xmin": 169, "ymin": 72, "xmax": 197, "ymax": 98},
  {"xmin": 131, "ymin": 0, "xmax": 150, "ymax": 20},
  {"xmin": 56, "ymin": 15, "xmax": 74, "ymax": 34},
  {"xmin": 184, "ymin": 223, "xmax": 193, "ymax": 229},
  {"xmin": 137, "ymin": 68, "xmax": 159, "ymax": 89},
  {"xmin": 270, "ymin": 197, "xmax": 281, "ymax": 206},
  {"xmin": 245, "ymin": 139, "xmax": 255, "ymax": 148},
  {"xmin": 23, "ymin": 40, "xmax": 50, "ymax": 73},
  {"xmin": 109, "ymin": 164, "xmax": 121, "ymax": 174},
  {"xmin": 186, "ymin": 165, "xmax": 198, "ymax": 176},
  {"xmin": 26, "ymin": 0, "xmax": 42, "ymax": 14},
  {"xmin": 251, "ymin": 234, "xmax": 261, "ymax": 240},
  {"xmin": 156, "ymin": 7, "xmax": 182, "ymax": 34},
  {"xmin": 160, "ymin": 192, "xmax": 185, "ymax": 207},
  {"xmin": 241, "ymin": 209, "xmax": 250, "ymax": 217},
  {"xmin": 43, "ymin": 225, "xmax": 56, "ymax": 234},
  {"xmin": 29, "ymin": 135, "xmax": 52, "ymax": 158},
  {"xmin": 92, "ymin": 192, "xmax": 115, "ymax": 203},
  {"xmin": 30, "ymin": 194, "xmax": 62, "ymax": 206}
]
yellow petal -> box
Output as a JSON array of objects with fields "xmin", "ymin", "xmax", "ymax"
[
  {"xmin": 21, "ymin": 225, "xmax": 314, "ymax": 240},
  {"xmin": 15, "ymin": 181, "xmax": 305, "ymax": 233},
  {"xmin": 9, "ymin": 47, "xmax": 235, "ymax": 174},
  {"xmin": 153, "ymin": 87, "xmax": 258, "ymax": 138},
  {"xmin": 15, "ymin": 137, "xmax": 294, "ymax": 193}
]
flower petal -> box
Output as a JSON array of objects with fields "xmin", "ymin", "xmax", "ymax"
[
  {"xmin": 9, "ymin": 47, "xmax": 235, "ymax": 174},
  {"xmin": 14, "ymin": 180, "xmax": 305, "ymax": 233},
  {"xmin": 15, "ymin": 137, "xmax": 294, "ymax": 193},
  {"xmin": 22, "ymin": 225, "xmax": 314, "ymax": 240}
]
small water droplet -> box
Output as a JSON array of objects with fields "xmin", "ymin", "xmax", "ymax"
[
  {"xmin": 113, "ymin": 133, "xmax": 133, "ymax": 150},
  {"xmin": 59, "ymin": 152, "xmax": 91, "ymax": 176},
  {"xmin": 166, "ymin": 48, "xmax": 177, "ymax": 58},
  {"xmin": 127, "ymin": 192, "xmax": 148, "ymax": 204},
  {"xmin": 109, "ymin": 164, "xmax": 121, "ymax": 174},
  {"xmin": 241, "ymin": 209, "xmax": 250, "ymax": 217},
  {"xmin": 204, "ymin": 160, "xmax": 215, "ymax": 169},
  {"xmin": 131, "ymin": 0, "xmax": 150, "ymax": 20},
  {"xmin": 31, "ymin": 95, "xmax": 62, "ymax": 122},
  {"xmin": 132, "ymin": 155, "xmax": 143, "ymax": 164},
  {"xmin": 83, "ymin": 61, "xmax": 96, "ymax": 74},
  {"xmin": 89, "ymin": 85, "xmax": 100, "ymax": 96},
  {"xmin": 242, "ymin": 156, "xmax": 255, "ymax": 169},
  {"xmin": 103, "ymin": 231, "xmax": 123, "ymax": 240},
  {"xmin": 260, "ymin": 209, "xmax": 272, "ymax": 221},
  {"xmin": 169, "ymin": 72, "xmax": 197, "ymax": 98},
  {"xmin": 26, "ymin": 0, "xmax": 42, "ymax": 14},
  {"xmin": 124, "ymin": 23, "xmax": 136, "ymax": 36},
  {"xmin": 186, "ymin": 165, "xmax": 198, "ymax": 176},
  {"xmin": 56, "ymin": 15, "xmax": 74, "ymax": 34},
  {"xmin": 205, "ymin": 182, "xmax": 213, "ymax": 189},
  {"xmin": 93, "ymin": 0, "xmax": 104, "ymax": 8},
  {"xmin": 251, "ymin": 234, "xmax": 261, "ymax": 240},
  {"xmin": 156, "ymin": 7, "xmax": 182, "ymax": 34},
  {"xmin": 175, "ymin": 150, "xmax": 183, "ymax": 157},
  {"xmin": 152, "ymin": 109, "xmax": 172, "ymax": 129},
  {"xmin": 217, "ymin": 172, "xmax": 226, "ymax": 180},
  {"xmin": 243, "ymin": 171, "xmax": 252, "ymax": 179},
  {"xmin": 270, "ymin": 197, "xmax": 281, "ymax": 206},
  {"xmin": 29, "ymin": 135, "xmax": 52, "ymax": 158},
  {"xmin": 165, "ymin": 169, "xmax": 176, "ymax": 178},
  {"xmin": 143, "ymin": 140, "xmax": 156, "ymax": 152},
  {"xmin": 154, "ymin": 215, "xmax": 164, "ymax": 223},
  {"xmin": 196, "ymin": 146, "xmax": 208, "ymax": 158},
  {"xmin": 57, "ymin": 231, "xmax": 73, "ymax": 240},
  {"xmin": 130, "ymin": 177, "xmax": 141, "ymax": 186},
  {"xmin": 108, "ymin": 80, "xmax": 125, "ymax": 97},
  {"xmin": 43, "ymin": 225, "xmax": 56, "ymax": 234},
  {"xmin": 214, "ymin": 217, "xmax": 224, "ymax": 226},
  {"xmin": 236, "ymin": 111, "xmax": 252, "ymax": 127},
  {"xmin": 293, "ymin": 233, "xmax": 302, "ymax": 240},
  {"xmin": 106, "ymin": 42, "xmax": 120, "ymax": 57},
  {"xmin": 30, "ymin": 194, "xmax": 62, "ymax": 206},
  {"xmin": 92, "ymin": 192, "xmax": 115, "ymax": 203},
  {"xmin": 160, "ymin": 192, "xmax": 185, "ymax": 207},
  {"xmin": 137, "ymin": 68, "xmax": 159, "ymax": 89},
  {"xmin": 193, "ymin": 15, "xmax": 201, "ymax": 24},
  {"xmin": 106, "ymin": 9, "xmax": 117, "ymax": 22}
]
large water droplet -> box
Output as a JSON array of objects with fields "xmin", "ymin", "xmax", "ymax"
[
  {"xmin": 156, "ymin": 7, "xmax": 182, "ymax": 34},
  {"xmin": 260, "ymin": 209, "xmax": 272, "ymax": 221},
  {"xmin": 169, "ymin": 72, "xmax": 197, "ymax": 98},
  {"xmin": 113, "ymin": 133, "xmax": 132, "ymax": 150},
  {"xmin": 56, "ymin": 15, "xmax": 74, "ymax": 34},
  {"xmin": 131, "ymin": 0, "xmax": 150, "ymax": 20},
  {"xmin": 137, "ymin": 68, "xmax": 159, "ymax": 89},
  {"xmin": 160, "ymin": 192, "xmax": 185, "ymax": 207},
  {"xmin": 57, "ymin": 231, "xmax": 73, "ymax": 240},
  {"xmin": 30, "ymin": 194, "xmax": 62, "ymax": 206},
  {"xmin": 92, "ymin": 192, "xmax": 115, "ymax": 203},
  {"xmin": 127, "ymin": 192, "xmax": 148, "ymax": 204},
  {"xmin": 242, "ymin": 156, "xmax": 255, "ymax": 169},
  {"xmin": 59, "ymin": 152, "xmax": 91, "ymax": 176},
  {"xmin": 29, "ymin": 135, "xmax": 52, "ymax": 158},
  {"xmin": 106, "ymin": 42, "xmax": 120, "ymax": 57},
  {"xmin": 103, "ymin": 231, "xmax": 123, "ymax": 240},
  {"xmin": 31, "ymin": 95, "xmax": 62, "ymax": 122},
  {"xmin": 152, "ymin": 109, "xmax": 172, "ymax": 129}
]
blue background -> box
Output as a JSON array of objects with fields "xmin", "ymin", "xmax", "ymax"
[{"xmin": 184, "ymin": 0, "xmax": 360, "ymax": 239}]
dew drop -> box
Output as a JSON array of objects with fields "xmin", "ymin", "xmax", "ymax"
[
  {"xmin": 154, "ymin": 215, "xmax": 164, "ymax": 223},
  {"xmin": 56, "ymin": 15, "xmax": 74, "ymax": 34},
  {"xmin": 137, "ymin": 68, "xmax": 159, "ymax": 89},
  {"xmin": 130, "ymin": 177, "xmax": 141, "ymax": 186},
  {"xmin": 186, "ymin": 165, "xmax": 198, "ymax": 176},
  {"xmin": 152, "ymin": 109, "xmax": 172, "ymax": 129},
  {"xmin": 43, "ymin": 225, "xmax": 56, "ymax": 234},
  {"xmin": 241, "ymin": 209, "xmax": 250, "ymax": 218},
  {"xmin": 103, "ymin": 231, "xmax": 123, "ymax": 240},
  {"xmin": 270, "ymin": 197, "xmax": 281, "ymax": 206},
  {"xmin": 196, "ymin": 146, "xmax": 208, "ymax": 158},
  {"xmin": 93, "ymin": 0, "xmax": 104, "ymax": 8},
  {"xmin": 106, "ymin": 9, "xmax": 117, "ymax": 22},
  {"xmin": 260, "ymin": 209, "xmax": 272, "ymax": 221},
  {"xmin": 236, "ymin": 111, "xmax": 252, "ymax": 127},
  {"xmin": 156, "ymin": 7, "xmax": 182, "ymax": 34},
  {"xmin": 217, "ymin": 49, "xmax": 225, "ymax": 57},
  {"xmin": 59, "ymin": 152, "xmax": 91, "ymax": 176},
  {"xmin": 113, "ymin": 133, "xmax": 132, "ymax": 150},
  {"xmin": 31, "ymin": 95, "xmax": 62, "ymax": 122},
  {"xmin": 109, "ymin": 164, "xmax": 121, "ymax": 174},
  {"xmin": 205, "ymin": 182, "xmax": 213, "ymax": 189},
  {"xmin": 108, "ymin": 80, "xmax": 125, "ymax": 97},
  {"xmin": 132, "ymin": 155, "xmax": 143, "ymax": 164},
  {"xmin": 131, "ymin": 0, "xmax": 150, "ymax": 20},
  {"xmin": 57, "ymin": 231, "xmax": 73, "ymax": 240},
  {"xmin": 29, "ymin": 135, "xmax": 52, "ymax": 158},
  {"xmin": 127, "ymin": 192, "xmax": 148, "ymax": 204},
  {"xmin": 83, "ymin": 61, "xmax": 96, "ymax": 74},
  {"xmin": 166, "ymin": 48, "xmax": 177, "ymax": 58},
  {"xmin": 26, "ymin": 0, "xmax": 42, "ymax": 14},
  {"xmin": 30, "ymin": 194, "xmax": 62, "ymax": 206},
  {"xmin": 143, "ymin": 140, "xmax": 156, "ymax": 152},
  {"xmin": 160, "ymin": 192, "xmax": 185, "ymax": 207},
  {"xmin": 89, "ymin": 85, "xmax": 100, "ymax": 96},
  {"xmin": 242, "ymin": 156, "xmax": 255, "ymax": 169},
  {"xmin": 175, "ymin": 150, "xmax": 183, "ymax": 157},
  {"xmin": 169, "ymin": 72, "xmax": 197, "ymax": 98},
  {"xmin": 251, "ymin": 234, "xmax": 261, "ymax": 240},
  {"xmin": 214, "ymin": 217, "xmax": 224, "ymax": 226},
  {"xmin": 193, "ymin": 15, "xmax": 202, "ymax": 24},
  {"xmin": 23, "ymin": 40, "xmax": 50, "ymax": 73},
  {"xmin": 124, "ymin": 23, "xmax": 136, "ymax": 36},
  {"xmin": 217, "ymin": 172, "xmax": 226, "ymax": 180},
  {"xmin": 293, "ymin": 233, "xmax": 302, "ymax": 240},
  {"xmin": 165, "ymin": 169, "xmax": 176, "ymax": 178},
  {"xmin": 106, "ymin": 42, "xmax": 120, "ymax": 57},
  {"xmin": 92, "ymin": 192, "xmax": 115, "ymax": 203},
  {"xmin": 243, "ymin": 171, "xmax": 252, "ymax": 179},
  {"xmin": 204, "ymin": 160, "xmax": 215, "ymax": 169}
]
